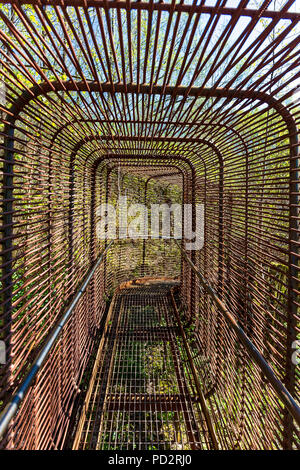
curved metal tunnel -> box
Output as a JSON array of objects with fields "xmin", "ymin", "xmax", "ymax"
[{"xmin": 0, "ymin": 1, "xmax": 299, "ymax": 450}]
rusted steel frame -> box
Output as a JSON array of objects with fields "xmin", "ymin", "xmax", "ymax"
[
  {"xmin": 102, "ymin": 144, "xmax": 222, "ymax": 315},
  {"xmin": 80, "ymin": 6, "xmax": 110, "ymax": 84},
  {"xmin": 152, "ymin": 4, "xmax": 251, "ymax": 128},
  {"xmin": 166, "ymin": 85, "xmax": 297, "ymax": 145},
  {"xmin": 155, "ymin": 3, "xmax": 294, "ymax": 129},
  {"xmin": 94, "ymin": 297, "xmax": 124, "ymax": 450},
  {"xmin": 165, "ymin": 290, "xmax": 210, "ymax": 449},
  {"xmin": 141, "ymin": 0, "xmax": 155, "ymax": 88},
  {"xmin": 0, "ymin": 241, "xmax": 113, "ymax": 441},
  {"xmin": 230, "ymin": 31, "xmax": 299, "ymax": 95},
  {"xmin": 178, "ymin": 244, "xmax": 300, "ymax": 428},
  {"xmin": 1, "ymin": 0, "xmax": 299, "ymax": 21},
  {"xmin": 160, "ymin": 0, "xmax": 200, "ymax": 97},
  {"xmin": 7, "ymin": 80, "xmax": 300, "ymax": 110},
  {"xmin": 105, "ymin": 395, "xmax": 198, "ymax": 412},
  {"xmin": 4, "ymin": 79, "xmax": 288, "ymax": 200},
  {"xmin": 85, "ymin": 83, "xmax": 298, "ymax": 440},
  {"xmin": 2, "ymin": 5, "xmax": 74, "ymax": 93},
  {"xmin": 71, "ymin": 143, "xmax": 195, "ymax": 261},
  {"xmin": 68, "ymin": 135, "xmax": 223, "ymax": 319},
  {"xmin": 284, "ymin": 109, "xmax": 299, "ymax": 448},
  {"xmin": 88, "ymin": 292, "xmax": 121, "ymax": 449},
  {"xmin": 143, "ymin": 177, "xmax": 152, "ymax": 277},
  {"xmin": 203, "ymin": 124, "xmax": 249, "ymax": 305},
  {"xmin": 205, "ymin": 122, "xmax": 250, "ymax": 439},
  {"xmin": 66, "ymin": 136, "xmax": 220, "ymax": 325},
  {"xmin": 60, "ymin": 7, "xmax": 99, "ymax": 85},
  {"xmin": 141, "ymin": 172, "xmax": 183, "ymax": 277},
  {"xmin": 44, "ymin": 118, "xmax": 255, "ymax": 143},
  {"xmin": 103, "ymin": 165, "xmax": 184, "ymax": 278},
  {"xmin": 157, "ymin": 287, "xmax": 203, "ymax": 449},
  {"xmin": 145, "ymin": 3, "xmax": 164, "ymax": 117},
  {"xmin": 74, "ymin": 143, "xmax": 214, "ymax": 168},
  {"xmin": 67, "ymin": 141, "xmax": 98, "ymax": 284},
  {"xmin": 45, "ymin": 119, "xmax": 242, "ymax": 304},
  {"xmin": 51, "ymin": 7, "xmax": 91, "ymax": 92},
  {"xmin": 167, "ymin": 336, "xmax": 200, "ymax": 450},
  {"xmin": 106, "ymin": 163, "xmax": 184, "ymax": 179},
  {"xmin": 154, "ymin": 0, "xmax": 183, "ymax": 100},
  {"xmin": 154, "ymin": 0, "xmax": 245, "ymax": 128},
  {"xmin": 94, "ymin": 153, "xmax": 196, "ymax": 309},
  {"xmin": 97, "ymin": 2, "xmax": 128, "ymax": 127},
  {"xmin": 61, "ymin": 133, "xmax": 242, "ymax": 144},
  {"xmin": 3, "ymin": 79, "xmax": 298, "ymax": 410},
  {"xmin": 89, "ymin": 152, "xmax": 195, "ymax": 266},
  {"xmin": 170, "ymin": 289, "xmax": 219, "ymax": 449},
  {"xmin": 0, "ymin": 12, "xmax": 55, "ymax": 91},
  {"xmin": 1, "ymin": 82, "xmax": 272, "ymax": 290},
  {"xmin": 189, "ymin": 3, "xmax": 296, "ymax": 96},
  {"xmin": 72, "ymin": 293, "xmax": 118, "ymax": 449},
  {"xmin": 1, "ymin": 123, "xmax": 14, "ymax": 390},
  {"xmin": 101, "ymin": 157, "xmax": 198, "ymax": 286},
  {"xmin": 94, "ymin": 154, "xmax": 194, "ymax": 300},
  {"xmin": 9, "ymin": 4, "xmax": 74, "ymax": 88},
  {"xmin": 73, "ymin": 285, "xmax": 203, "ymax": 449},
  {"xmin": 69, "ymin": 149, "xmax": 197, "ymax": 193},
  {"xmin": 2, "ymin": 122, "xmax": 90, "ymax": 409},
  {"xmin": 90, "ymin": 160, "xmax": 99, "ymax": 265},
  {"xmin": 68, "ymin": 153, "xmax": 75, "ymax": 278},
  {"xmin": 102, "ymin": 1, "xmax": 122, "ymax": 85}
]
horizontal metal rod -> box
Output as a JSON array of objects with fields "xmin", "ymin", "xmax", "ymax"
[
  {"xmin": 0, "ymin": 1, "xmax": 298, "ymax": 21},
  {"xmin": 0, "ymin": 241, "xmax": 113, "ymax": 441},
  {"xmin": 178, "ymin": 242, "xmax": 300, "ymax": 427}
]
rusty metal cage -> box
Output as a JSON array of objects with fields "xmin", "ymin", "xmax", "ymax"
[{"xmin": 0, "ymin": 0, "xmax": 299, "ymax": 450}]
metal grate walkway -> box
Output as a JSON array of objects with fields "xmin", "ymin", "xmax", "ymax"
[{"xmin": 73, "ymin": 281, "xmax": 211, "ymax": 450}]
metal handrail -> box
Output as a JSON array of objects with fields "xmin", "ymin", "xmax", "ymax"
[
  {"xmin": 0, "ymin": 241, "xmax": 114, "ymax": 440},
  {"xmin": 178, "ymin": 242, "xmax": 300, "ymax": 426}
]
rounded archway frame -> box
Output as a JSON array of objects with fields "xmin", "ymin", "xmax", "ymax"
[
  {"xmin": 88, "ymin": 153, "xmax": 199, "ymax": 320},
  {"xmin": 2, "ymin": 81, "xmax": 299, "ymax": 444},
  {"xmin": 97, "ymin": 160, "xmax": 185, "ymax": 289}
]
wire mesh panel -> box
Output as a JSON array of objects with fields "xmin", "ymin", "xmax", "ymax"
[{"xmin": 73, "ymin": 282, "xmax": 211, "ymax": 450}]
